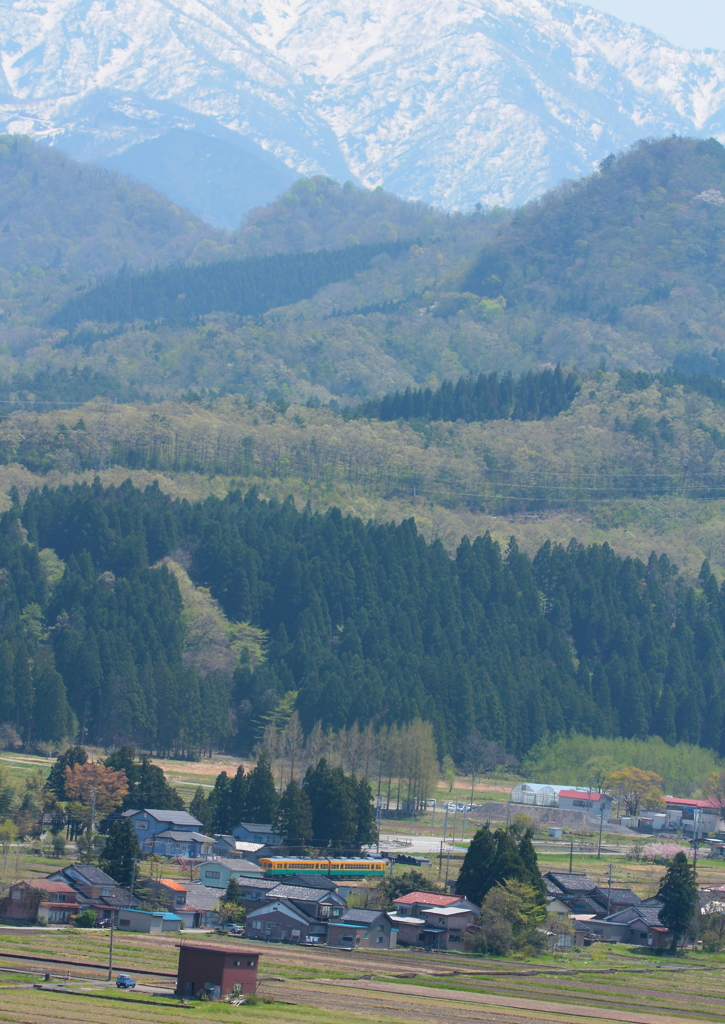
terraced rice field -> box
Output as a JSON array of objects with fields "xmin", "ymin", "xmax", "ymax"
[{"xmin": 2, "ymin": 929, "xmax": 725, "ymax": 1024}]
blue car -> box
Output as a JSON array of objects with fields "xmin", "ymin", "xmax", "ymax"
[{"xmin": 116, "ymin": 974, "xmax": 136, "ymax": 989}]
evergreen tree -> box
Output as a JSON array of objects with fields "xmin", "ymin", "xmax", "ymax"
[
  {"xmin": 245, "ymin": 752, "xmax": 279, "ymax": 824},
  {"xmin": 303, "ymin": 758, "xmax": 356, "ymax": 851},
  {"xmin": 98, "ymin": 818, "xmax": 141, "ymax": 888},
  {"xmin": 189, "ymin": 786, "xmax": 212, "ymax": 831},
  {"xmin": 353, "ymin": 776, "xmax": 377, "ymax": 849},
  {"xmin": 489, "ymin": 828, "xmax": 529, "ymax": 891},
  {"xmin": 47, "ymin": 746, "xmax": 88, "ymax": 799},
  {"xmin": 228, "ymin": 765, "xmax": 250, "ymax": 829},
  {"xmin": 517, "ymin": 829, "xmax": 546, "ymax": 907},
  {"xmin": 456, "ymin": 825, "xmax": 496, "ymax": 905},
  {"xmin": 105, "ymin": 747, "xmax": 182, "ymax": 811},
  {"xmin": 276, "ymin": 779, "xmax": 313, "ymax": 850},
  {"xmin": 657, "ymin": 851, "xmax": 699, "ymax": 952},
  {"xmin": 211, "ymin": 772, "xmax": 232, "ymax": 834}
]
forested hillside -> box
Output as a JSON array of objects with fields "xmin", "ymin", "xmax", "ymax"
[
  {"xmin": 2, "ymin": 479, "xmax": 725, "ymax": 760},
  {"xmin": 356, "ymin": 365, "xmax": 580, "ymax": 423},
  {"xmin": 6, "ymin": 136, "xmax": 725, "ymax": 409},
  {"xmin": 0, "ymin": 135, "xmax": 222, "ymax": 321},
  {"xmin": 51, "ymin": 242, "xmax": 408, "ymax": 330}
]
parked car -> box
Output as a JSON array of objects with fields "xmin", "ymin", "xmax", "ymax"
[{"xmin": 116, "ymin": 974, "xmax": 136, "ymax": 989}]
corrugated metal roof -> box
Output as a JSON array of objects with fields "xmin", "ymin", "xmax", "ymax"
[
  {"xmin": 394, "ymin": 891, "xmax": 459, "ymax": 907},
  {"xmin": 128, "ymin": 809, "xmax": 203, "ymax": 826},
  {"xmin": 153, "ymin": 831, "xmax": 213, "ymax": 842},
  {"xmin": 160, "ymin": 879, "xmax": 189, "ymax": 892},
  {"xmin": 266, "ymin": 884, "xmax": 334, "ymax": 903}
]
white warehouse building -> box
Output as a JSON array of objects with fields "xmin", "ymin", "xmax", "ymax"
[{"xmin": 510, "ymin": 783, "xmax": 613, "ymax": 820}]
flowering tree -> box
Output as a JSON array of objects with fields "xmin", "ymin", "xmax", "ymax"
[{"xmin": 642, "ymin": 843, "xmax": 692, "ymax": 863}]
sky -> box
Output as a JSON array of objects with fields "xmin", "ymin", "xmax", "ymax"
[{"xmin": 572, "ymin": 0, "xmax": 725, "ymax": 51}]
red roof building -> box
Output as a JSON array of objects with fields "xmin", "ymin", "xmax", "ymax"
[
  {"xmin": 0, "ymin": 879, "xmax": 80, "ymax": 924},
  {"xmin": 175, "ymin": 943, "xmax": 260, "ymax": 1000},
  {"xmin": 394, "ymin": 891, "xmax": 460, "ymax": 908}
]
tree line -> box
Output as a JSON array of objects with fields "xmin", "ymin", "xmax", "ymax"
[
  {"xmin": 189, "ymin": 752, "xmax": 377, "ymax": 854},
  {"xmin": 50, "ymin": 242, "xmax": 407, "ymax": 330},
  {"xmin": 5, "ymin": 479, "xmax": 725, "ymax": 759},
  {"xmin": 354, "ymin": 365, "xmax": 579, "ymax": 423}
]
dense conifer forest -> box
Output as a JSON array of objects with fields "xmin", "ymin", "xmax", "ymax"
[
  {"xmin": 355, "ymin": 365, "xmax": 580, "ymax": 423},
  {"xmin": 2, "ymin": 480, "xmax": 725, "ymax": 761},
  {"xmin": 50, "ymin": 242, "xmax": 407, "ymax": 329}
]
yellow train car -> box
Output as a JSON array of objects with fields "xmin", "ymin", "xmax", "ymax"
[{"xmin": 258, "ymin": 857, "xmax": 388, "ymax": 877}]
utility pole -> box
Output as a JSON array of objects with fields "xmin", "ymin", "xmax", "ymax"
[
  {"xmin": 442, "ymin": 805, "xmax": 449, "ymax": 845},
  {"xmin": 569, "ymin": 841, "xmax": 574, "ymax": 874},
  {"xmin": 107, "ymin": 921, "xmax": 114, "ymax": 981},
  {"xmin": 90, "ymin": 787, "xmax": 97, "ymax": 837},
  {"xmin": 597, "ymin": 800, "xmax": 605, "ymax": 859},
  {"xmin": 606, "ymin": 863, "xmax": 613, "ymax": 917}
]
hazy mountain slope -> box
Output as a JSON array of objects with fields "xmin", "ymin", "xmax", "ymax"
[
  {"xmin": 3, "ymin": 0, "xmax": 725, "ymax": 225},
  {"xmin": 0, "ymin": 135, "xmax": 224, "ymax": 320}
]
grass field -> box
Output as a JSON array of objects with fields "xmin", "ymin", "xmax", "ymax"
[{"xmin": 1, "ymin": 929, "xmax": 725, "ymax": 1024}]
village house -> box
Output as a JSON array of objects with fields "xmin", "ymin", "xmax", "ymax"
[
  {"xmin": 46, "ymin": 863, "xmax": 139, "ymax": 923},
  {"xmin": 246, "ymin": 897, "xmax": 320, "ymax": 943},
  {"xmin": 226, "ymin": 876, "xmax": 278, "ymax": 907},
  {"xmin": 0, "ymin": 879, "xmax": 80, "ymax": 924},
  {"xmin": 327, "ymin": 908, "xmax": 398, "ymax": 949},
  {"xmin": 183, "ymin": 881, "xmax": 225, "ymax": 928},
  {"xmin": 198, "ymin": 858, "xmax": 264, "ymax": 888},
  {"xmin": 583, "ymin": 905, "xmax": 669, "ymax": 948},
  {"xmin": 232, "ymin": 823, "xmax": 282, "ymax": 847},
  {"xmin": 123, "ymin": 809, "xmax": 214, "ymax": 857},
  {"xmin": 544, "ymin": 872, "xmax": 642, "ymax": 919},
  {"xmin": 211, "ymin": 836, "xmax": 267, "ymax": 862},
  {"xmin": 245, "ymin": 883, "xmax": 346, "ymax": 944},
  {"xmin": 388, "ymin": 891, "xmax": 480, "ymax": 950}
]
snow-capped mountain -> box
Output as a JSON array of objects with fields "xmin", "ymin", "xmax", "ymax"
[{"xmin": 1, "ymin": 0, "xmax": 725, "ymax": 227}]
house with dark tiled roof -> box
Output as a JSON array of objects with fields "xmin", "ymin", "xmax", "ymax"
[
  {"xmin": 123, "ymin": 809, "xmax": 213, "ymax": 856},
  {"xmin": 543, "ymin": 872, "xmax": 642, "ymax": 920},
  {"xmin": 583, "ymin": 904, "xmax": 669, "ymax": 949},
  {"xmin": 245, "ymin": 884, "xmax": 346, "ymax": 944},
  {"xmin": 246, "ymin": 897, "xmax": 320, "ymax": 943},
  {"xmin": 328, "ymin": 908, "xmax": 398, "ymax": 949},
  {"xmin": 46, "ymin": 863, "xmax": 139, "ymax": 924}
]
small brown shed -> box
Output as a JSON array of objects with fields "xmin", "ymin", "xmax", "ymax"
[{"xmin": 175, "ymin": 942, "xmax": 260, "ymax": 1000}]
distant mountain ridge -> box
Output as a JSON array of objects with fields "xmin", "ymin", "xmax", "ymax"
[{"xmin": 3, "ymin": 0, "xmax": 725, "ymax": 226}]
